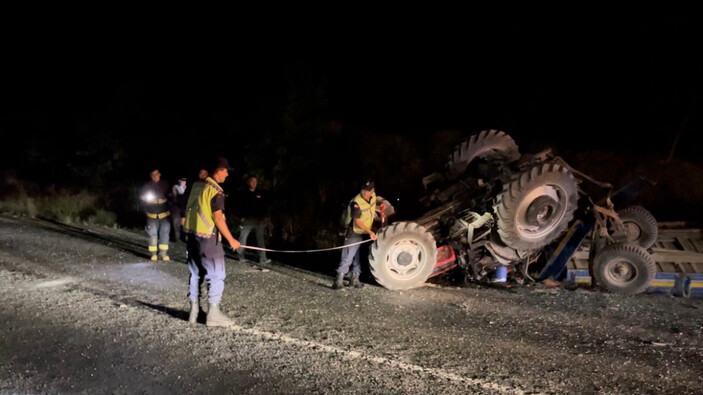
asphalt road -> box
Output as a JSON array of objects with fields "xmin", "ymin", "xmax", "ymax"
[{"xmin": 1, "ymin": 214, "xmax": 702, "ymax": 394}]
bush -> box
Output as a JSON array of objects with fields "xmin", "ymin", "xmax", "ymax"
[
  {"xmin": 36, "ymin": 190, "xmax": 95, "ymax": 223},
  {"xmin": 0, "ymin": 182, "xmax": 117, "ymax": 226},
  {"xmin": 0, "ymin": 184, "xmax": 38, "ymax": 217},
  {"xmin": 86, "ymin": 209, "xmax": 118, "ymax": 227}
]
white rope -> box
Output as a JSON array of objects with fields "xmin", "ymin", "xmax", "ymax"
[{"xmin": 237, "ymin": 238, "xmax": 374, "ymax": 253}]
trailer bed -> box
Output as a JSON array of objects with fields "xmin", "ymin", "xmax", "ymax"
[{"xmin": 566, "ymin": 223, "xmax": 703, "ymax": 296}]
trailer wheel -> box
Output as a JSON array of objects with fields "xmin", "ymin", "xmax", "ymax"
[
  {"xmin": 369, "ymin": 221, "xmax": 437, "ymax": 290},
  {"xmin": 494, "ymin": 163, "xmax": 579, "ymax": 251},
  {"xmin": 446, "ymin": 129, "xmax": 520, "ymax": 180},
  {"xmin": 591, "ymin": 243, "xmax": 655, "ymax": 296},
  {"xmin": 610, "ymin": 205, "xmax": 658, "ymax": 249}
]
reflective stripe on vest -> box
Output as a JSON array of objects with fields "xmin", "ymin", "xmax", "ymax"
[
  {"xmin": 146, "ymin": 211, "xmax": 170, "ymax": 219},
  {"xmin": 183, "ymin": 177, "xmax": 225, "ymax": 238},
  {"xmin": 346, "ymin": 192, "xmax": 376, "ymax": 234}
]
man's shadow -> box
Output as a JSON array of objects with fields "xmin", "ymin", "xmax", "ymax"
[{"xmin": 138, "ymin": 301, "xmax": 191, "ymax": 322}]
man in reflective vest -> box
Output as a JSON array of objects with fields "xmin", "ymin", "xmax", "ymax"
[
  {"xmin": 333, "ymin": 179, "xmax": 378, "ymax": 289},
  {"xmin": 140, "ymin": 169, "xmax": 171, "ymax": 261},
  {"xmin": 182, "ymin": 157, "xmax": 241, "ymax": 327}
]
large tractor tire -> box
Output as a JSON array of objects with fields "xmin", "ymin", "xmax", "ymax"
[
  {"xmin": 610, "ymin": 205, "xmax": 658, "ymax": 249},
  {"xmin": 591, "ymin": 243, "xmax": 656, "ymax": 296},
  {"xmin": 494, "ymin": 163, "xmax": 579, "ymax": 251},
  {"xmin": 369, "ymin": 221, "xmax": 437, "ymax": 290},
  {"xmin": 445, "ymin": 129, "xmax": 520, "ymax": 181}
]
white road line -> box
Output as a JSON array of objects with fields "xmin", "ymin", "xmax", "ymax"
[
  {"xmin": 31, "ymin": 277, "xmax": 75, "ymax": 289},
  {"xmin": 228, "ymin": 325, "xmax": 526, "ymax": 394}
]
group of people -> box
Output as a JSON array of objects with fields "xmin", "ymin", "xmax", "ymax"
[
  {"xmin": 139, "ymin": 158, "xmax": 274, "ymax": 327},
  {"xmin": 139, "ymin": 168, "xmax": 208, "ymax": 261},
  {"xmin": 140, "ymin": 157, "xmax": 380, "ymax": 327}
]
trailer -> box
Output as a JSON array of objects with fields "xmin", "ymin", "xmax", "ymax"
[{"xmin": 565, "ymin": 223, "xmax": 703, "ymax": 297}]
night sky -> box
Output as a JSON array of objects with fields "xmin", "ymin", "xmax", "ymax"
[{"xmin": 2, "ymin": 14, "xmax": 702, "ymax": 224}]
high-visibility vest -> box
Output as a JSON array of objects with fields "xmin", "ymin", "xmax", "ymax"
[
  {"xmin": 345, "ymin": 192, "xmax": 376, "ymax": 234},
  {"xmin": 183, "ymin": 177, "xmax": 225, "ymax": 238}
]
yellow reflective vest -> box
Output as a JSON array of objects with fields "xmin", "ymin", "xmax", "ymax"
[
  {"xmin": 183, "ymin": 177, "xmax": 225, "ymax": 238},
  {"xmin": 345, "ymin": 192, "xmax": 376, "ymax": 234}
]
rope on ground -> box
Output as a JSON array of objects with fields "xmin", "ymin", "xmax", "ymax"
[{"xmin": 238, "ymin": 238, "xmax": 374, "ymax": 253}]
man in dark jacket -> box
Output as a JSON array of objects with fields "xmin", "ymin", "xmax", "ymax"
[
  {"xmin": 236, "ymin": 176, "xmax": 271, "ymax": 265},
  {"xmin": 140, "ymin": 169, "xmax": 171, "ymax": 261}
]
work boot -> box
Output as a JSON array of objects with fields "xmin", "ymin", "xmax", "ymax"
[
  {"xmin": 206, "ymin": 303, "xmax": 235, "ymax": 327},
  {"xmin": 150, "ymin": 254, "xmax": 158, "ymax": 261},
  {"xmin": 161, "ymin": 254, "xmax": 170, "ymax": 261},
  {"xmin": 351, "ymin": 272, "xmax": 364, "ymax": 289},
  {"xmin": 332, "ymin": 272, "xmax": 345, "ymax": 290},
  {"xmin": 188, "ymin": 300, "xmax": 199, "ymax": 324}
]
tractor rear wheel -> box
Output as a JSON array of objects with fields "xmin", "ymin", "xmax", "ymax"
[
  {"xmin": 369, "ymin": 222, "xmax": 437, "ymax": 290},
  {"xmin": 445, "ymin": 129, "xmax": 520, "ymax": 180},
  {"xmin": 591, "ymin": 242, "xmax": 656, "ymax": 296},
  {"xmin": 494, "ymin": 163, "xmax": 579, "ymax": 251}
]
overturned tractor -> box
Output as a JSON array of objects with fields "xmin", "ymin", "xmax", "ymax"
[{"xmin": 369, "ymin": 129, "xmax": 659, "ymax": 295}]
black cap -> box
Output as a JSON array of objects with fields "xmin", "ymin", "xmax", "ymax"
[
  {"xmin": 212, "ymin": 157, "xmax": 234, "ymax": 172},
  {"xmin": 361, "ymin": 179, "xmax": 375, "ymax": 191}
]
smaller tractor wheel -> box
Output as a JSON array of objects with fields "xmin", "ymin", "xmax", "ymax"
[
  {"xmin": 369, "ymin": 221, "xmax": 437, "ymax": 290},
  {"xmin": 610, "ymin": 205, "xmax": 658, "ymax": 249},
  {"xmin": 591, "ymin": 243, "xmax": 656, "ymax": 296}
]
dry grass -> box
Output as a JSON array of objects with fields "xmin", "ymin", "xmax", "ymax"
[{"xmin": 0, "ymin": 184, "xmax": 117, "ymax": 226}]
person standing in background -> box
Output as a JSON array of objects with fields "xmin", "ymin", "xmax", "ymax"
[
  {"xmin": 140, "ymin": 169, "xmax": 171, "ymax": 261},
  {"xmin": 169, "ymin": 177, "xmax": 188, "ymax": 242},
  {"xmin": 197, "ymin": 168, "xmax": 208, "ymax": 181},
  {"xmin": 235, "ymin": 176, "xmax": 272, "ymax": 266}
]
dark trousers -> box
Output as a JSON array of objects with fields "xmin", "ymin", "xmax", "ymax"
[
  {"xmin": 146, "ymin": 216, "xmax": 170, "ymax": 256},
  {"xmin": 336, "ymin": 232, "xmax": 369, "ymax": 275},
  {"xmin": 237, "ymin": 218, "xmax": 268, "ymax": 262},
  {"xmin": 186, "ymin": 235, "xmax": 226, "ymax": 304},
  {"xmin": 171, "ymin": 211, "xmax": 182, "ymax": 241}
]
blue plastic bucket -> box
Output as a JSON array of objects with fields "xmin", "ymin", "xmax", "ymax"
[{"xmin": 493, "ymin": 266, "xmax": 507, "ymax": 283}]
